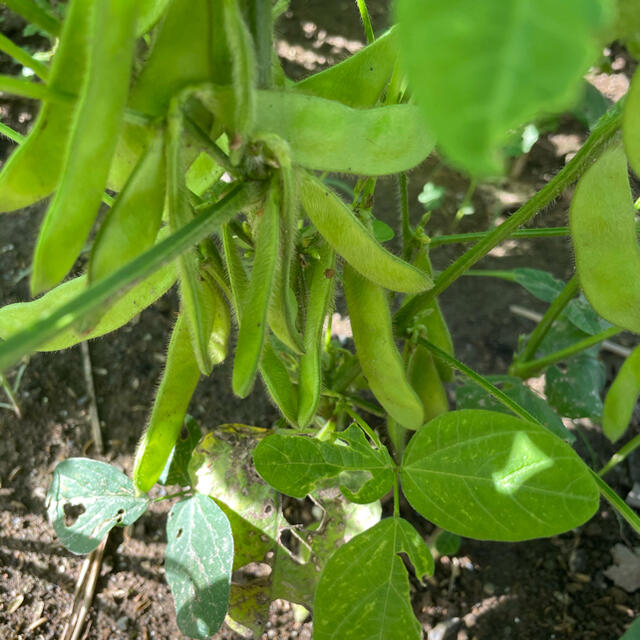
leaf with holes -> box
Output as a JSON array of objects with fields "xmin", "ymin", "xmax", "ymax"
[
  {"xmin": 165, "ymin": 494, "xmax": 233, "ymax": 639},
  {"xmin": 545, "ymin": 353, "xmax": 606, "ymax": 419},
  {"xmin": 314, "ymin": 517, "xmax": 433, "ymax": 640},
  {"xmin": 159, "ymin": 415, "xmax": 203, "ymax": 487},
  {"xmin": 401, "ymin": 410, "xmax": 599, "ymax": 541},
  {"xmin": 253, "ymin": 424, "xmax": 395, "ymax": 503},
  {"xmin": 46, "ymin": 458, "xmax": 149, "ymax": 554}
]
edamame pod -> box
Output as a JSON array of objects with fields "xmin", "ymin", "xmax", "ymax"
[
  {"xmin": 203, "ymin": 270, "xmax": 231, "ymax": 366},
  {"xmin": 602, "ymin": 344, "xmax": 640, "ymax": 442},
  {"xmin": 222, "ymin": 223, "xmax": 249, "ymax": 313},
  {"xmin": 623, "ymin": 66, "xmax": 640, "ymax": 177},
  {"xmin": 133, "ymin": 313, "xmax": 201, "ymax": 493},
  {"xmin": 343, "ymin": 264, "xmax": 424, "ymax": 430},
  {"xmin": 260, "ymin": 338, "xmax": 299, "ymax": 426},
  {"xmin": 0, "ymin": 0, "xmax": 89, "ymax": 213},
  {"xmin": 167, "ymin": 99, "xmax": 216, "ymax": 375},
  {"xmin": 31, "ymin": 0, "xmax": 139, "ymax": 294},
  {"xmin": 297, "ymin": 242, "xmax": 335, "ymax": 428},
  {"xmin": 408, "ymin": 344, "xmax": 449, "ymax": 422},
  {"xmin": 129, "ymin": 0, "xmax": 215, "ymax": 116},
  {"xmin": 295, "ymin": 27, "xmax": 396, "ymax": 108},
  {"xmin": 197, "ymin": 87, "xmax": 435, "ymax": 175},
  {"xmin": 223, "ymin": 0, "xmax": 256, "ymax": 138},
  {"xmin": 0, "ymin": 263, "xmax": 176, "ymax": 351},
  {"xmin": 570, "ymin": 144, "xmax": 640, "ymax": 333},
  {"xmin": 232, "ymin": 179, "xmax": 280, "ymax": 397},
  {"xmin": 89, "ymin": 130, "xmax": 166, "ymax": 283},
  {"xmin": 299, "ymin": 173, "xmax": 432, "ymax": 294}
]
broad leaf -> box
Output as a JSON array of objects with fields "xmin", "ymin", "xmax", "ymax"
[
  {"xmin": 620, "ymin": 615, "xmax": 640, "ymax": 640},
  {"xmin": 158, "ymin": 415, "xmax": 202, "ymax": 487},
  {"xmin": 565, "ymin": 295, "xmax": 611, "ymax": 335},
  {"xmin": 165, "ymin": 495, "xmax": 233, "ymax": 639},
  {"xmin": 395, "ymin": 0, "xmax": 611, "ymax": 174},
  {"xmin": 512, "ymin": 268, "xmax": 564, "ymax": 302},
  {"xmin": 314, "ymin": 517, "xmax": 433, "ymax": 640},
  {"xmin": 401, "ymin": 410, "xmax": 599, "ymax": 541},
  {"xmin": 46, "ymin": 458, "xmax": 148, "ymax": 554},
  {"xmin": 456, "ymin": 374, "xmax": 574, "ymax": 441},
  {"xmin": 253, "ymin": 424, "xmax": 395, "ymax": 503},
  {"xmin": 545, "ymin": 353, "xmax": 606, "ymax": 419}
]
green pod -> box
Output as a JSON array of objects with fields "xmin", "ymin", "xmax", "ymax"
[
  {"xmin": 297, "ymin": 243, "xmax": 336, "ymax": 428},
  {"xmin": 295, "ymin": 27, "xmax": 396, "ymax": 108},
  {"xmin": 407, "ymin": 343, "xmax": 449, "ymax": 423},
  {"xmin": 256, "ymin": 91, "xmax": 434, "ymax": 175},
  {"xmin": 133, "ymin": 313, "xmax": 202, "ymax": 493},
  {"xmin": 203, "ymin": 270, "xmax": 231, "ymax": 366},
  {"xmin": 106, "ymin": 121, "xmax": 153, "ymax": 193},
  {"xmin": 129, "ymin": 0, "xmax": 215, "ymax": 116},
  {"xmin": 137, "ymin": 0, "xmax": 172, "ymax": 36},
  {"xmin": 260, "ymin": 338, "xmax": 299, "ymax": 426},
  {"xmin": 31, "ymin": 0, "xmax": 139, "ymax": 294},
  {"xmin": 232, "ymin": 179, "xmax": 280, "ymax": 397},
  {"xmin": 222, "ymin": 223, "xmax": 249, "ymax": 313},
  {"xmin": 570, "ymin": 144, "xmax": 640, "ymax": 333},
  {"xmin": 408, "ymin": 250, "xmax": 455, "ymax": 381},
  {"xmin": 0, "ymin": 0, "xmax": 89, "ymax": 213},
  {"xmin": 299, "ymin": 173, "xmax": 432, "ymax": 294},
  {"xmin": 167, "ymin": 99, "xmax": 217, "ymax": 375},
  {"xmin": 602, "ymin": 344, "xmax": 640, "ymax": 442},
  {"xmin": 89, "ymin": 129, "xmax": 166, "ymax": 283},
  {"xmin": 0, "ymin": 263, "xmax": 176, "ymax": 351},
  {"xmin": 343, "ymin": 264, "xmax": 424, "ymax": 430},
  {"xmin": 623, "ymin": 66, "xmax": 640, "ymax": 178},
  {"xmin": 223, "ymin": 0, "xmax": 256, "ymax": 138},
  {"xmin": 260, "ymin": 136, "xmax": 304, "ymax": 353},
  {"xmin": 198, "ymin": 87, "xmax": 435, "ymax": 175}
]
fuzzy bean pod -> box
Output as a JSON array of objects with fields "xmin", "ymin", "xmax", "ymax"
[
  {"xmin": 89, "ymin": 129, "xmax": 166, "ymax": 283},
  {"xmin": 624, "ymin": 66, "xmax": 640, "ymax": 178},
  {"xmin": 31, "ymin": 0, "xmax": 139, "ymax": 294},
  {"xmin": 602, "ymin": 344, "xmax": 640, "ymax": 442},
  {"xmin": 570, "ymin": 143, "xmax": 640, "ymax": 333},
  {"xmin": 232, "ymin": 178, "xmax": 280, "ymax": 397},
  {"xmin": 132, "ymin": 313, "xmax": 201, "ymax": 493},
  {"xmin": 343, "ymin": 264, "xmax": 424, "ymax": 430},
  {"xmin": 0, "ymin": 0, "xmax": 89, "ymax": 213},
  {"xmin": 407, "ymin": 343, "xmax": 449, "ymax": 423},
  {"xmin": 299, "ymin": 173, "xmax": 432, "ymax": 294},
  {"xmin": 297, "ymin": 242, "xmax": 336, "ymax": 428},
  {"xmin": 295, "ymin": 27, "xmax": 396, "ymax": 108}
]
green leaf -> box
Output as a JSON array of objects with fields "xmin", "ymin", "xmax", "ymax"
[
  {"xmin": 253, "ymin": 424, "xmax": 395, "ymax": 503},
  {"xmin": 372, "ymin": 218, "xmax": 395, "ymax": 243},
  {"xmin": 314, "ymin": 517, "xmax": 433, "ymax": 640},
  {"xmin": 158, "ymin": 415, "xmax": 203, "ymax": 487},
  {"xmin": 165, "ymin": 494, "xmax": 233, "ymax": 639},
  {"xmin": 435, "ymin": 530, "xmax": 461, "ymax": 556},
  {"xmin": 565, "ymin": 295, "xmax": 611, "ymax": 335},
  {"xmin": 620, "ymin": 615, "xmax": 640, "ymax": 640},
  {"xmin": 395, "ymin": 0, "xmax": 612, "ymax": 174},
  {"xmin": 401, "ymin": 410, "xmax": 599, "ymax": 541},
  {"xmin": 455, "ymin": 375, "xmax": 574, "ymax": 442},
  {"xmin": 46, "ymin": 458, "xmax": 148, "ymax": 554},
  {"xmin": 625, "ymin": 67, "xmax": 640, "ymax": 177},
  {"xmin": 545, "ymin": 353, "xmax": 606, "ymax": 419},
  {"xmin": 511, "ymin": 268, "xmax": 564, "ymax": 302}
]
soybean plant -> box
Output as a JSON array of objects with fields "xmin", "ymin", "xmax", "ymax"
[{"xmin": 0, "ymin": 0, "xmax": 639, "ymax": 638}]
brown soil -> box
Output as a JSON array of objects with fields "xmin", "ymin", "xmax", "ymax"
[{"xmin": 0, "ymin": 2, "xmax": 639, "ymax": 639}]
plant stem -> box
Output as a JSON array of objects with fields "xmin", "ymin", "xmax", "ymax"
[
  {"xmin": 512, "ymin": 274, "xmax": 579, "ymax": 369},
  {"xmin": 394, "ymin": 100, "xmax": 624, "ymax": 332},
  {"xmin": 393, "ymin": 474, "xmax": 400, "ymax": 517},
  {"xmin": 246, "ymin": 0, "xmax": 272, "ymax": 88},
  {"xmin": 183, "ymin": 114, "xmax": 236, "ymax": 174},
  {"xmin": 0, "ymin": 181, "xmax": 265, "ymax": 372},
  {"xmin": 398, "ymin": 173, "xmax": 412, "ymax": 259},
  {"xmin": 152, "ymin": 489, "xmax": 192, "ymax": 502},
  {"xmin": 0, "ymin": 120, "xmax": 25, "ymax": 144},
  {"xmin": 0, "ymin": 73, "xmax": 68, "ymax": 102},
  {"xmin": 599, "ymin": 432, "xmax": 640, "ymax": 477},
  {"xmin": 0, "ymin": 33, "xmax": 49, "ymax": 79},
  {"xmin": 463, "ymin": 269, "xmax": 517, "ymax": 282},
  {"xmin": 356, "ymin": 0, "xmax": 375, "ymax": 43},
  {"xmin": 417, "ymin": 337, "xmax": 541, "ymax": 425},
  {"xmin": 590, "ymin": 470, "xmax": 640, "ymax": 536},
  {"xmin": 3, "ymin": 0, "xmax": 61, "ymax": 37},
  {"xmin": 0, "ymin": 372, "xmax": 21, "ymax": 417},
  {"xmin": 512, "ymin": 326, "xmax": 623, "ymax": 379},
  {"xmin": 428, "ymin": 227, "xmax": 571, "ymax": 247}
]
